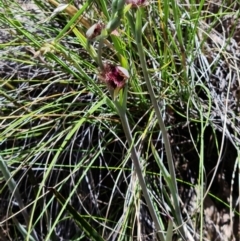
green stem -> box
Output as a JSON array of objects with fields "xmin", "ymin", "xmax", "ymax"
[
  {"xmin": 135, "ymin": 8, "xmax": 186, "ymax": 240},
  {"xmin": 114, "ymin": 100, "xmax": 166, "ymax": 241},
  {"xmin": 98, "ymin": 38, "xmax": 104, "ymax": 70}
]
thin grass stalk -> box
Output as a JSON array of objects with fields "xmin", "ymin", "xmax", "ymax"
[
  {"xmin": 237, "ymin": 153, "xmax": 240, "ymax": 223},
  {"xmin": 198, "ymin": 103, "xmax": 205, "ymax": 241},
  {"xmin": 134, "ymin": 8, "xmax": 186, "ymax": 239},
  {"xmin": 230, "ymin": 154, "xmax": 240, "ymax": 234},
  {"xmin": 0, "ymin": 156, "xmax": 39, "ymax": 241}
]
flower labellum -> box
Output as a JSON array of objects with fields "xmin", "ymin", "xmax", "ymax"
[
  {"xmin": 99, "ymin": 62, "xmax": 129, "ymax": 93},
  {"xmin": 86, "ymin": 22, "xmax": 105, "ymax": 40}
]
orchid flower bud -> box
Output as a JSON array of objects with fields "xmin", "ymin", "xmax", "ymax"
[{"xmin": 86, "ymin": 22, "xmax": 105, "ymax": 40}]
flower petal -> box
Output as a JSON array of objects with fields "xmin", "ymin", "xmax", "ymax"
[
  {"xmin": 99, "ymin": 63, "xmax": 129, "ymax": 90},
  {"xmin": 86, "ymin": 22, "xmax": 104, "ymax": 40}
]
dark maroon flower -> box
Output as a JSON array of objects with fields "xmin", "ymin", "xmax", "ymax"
[
  {"xmin": 126, "ymin": 0, "xmax": 148, "ymax": 7},
  {"xmin": 99, "ymin": 62, "xmax": 129, "ymax": 90},
  {"xmin": 86, "ymin": 22, "xmax": 105, "ymax": 40}
]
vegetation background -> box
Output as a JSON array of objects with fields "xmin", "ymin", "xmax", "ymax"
[{"xmin": 0, "ymin": 0, "xmax": 239, "ymax": 240}]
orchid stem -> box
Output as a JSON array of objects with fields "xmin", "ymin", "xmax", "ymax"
[
  {"xmin": 114, "ymin": 96, "xmax": 165, "ymax": 241},
  {"xmin": 98, "ymin": 38, "xmax": 104, "ymax": 71}
]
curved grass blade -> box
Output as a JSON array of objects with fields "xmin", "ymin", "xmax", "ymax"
[{"xmin": 50, "ymin": 188, "xmax": 105, "ymax": 241}]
